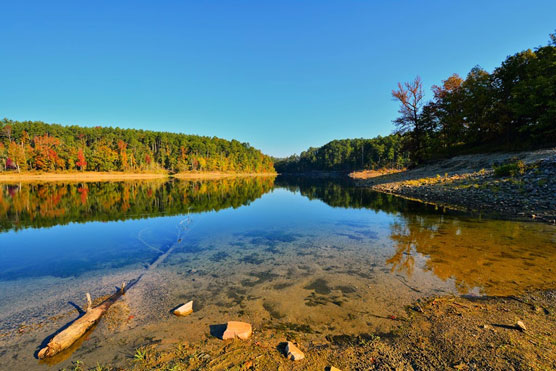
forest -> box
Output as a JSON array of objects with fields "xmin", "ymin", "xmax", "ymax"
[
  {"xmin": 274, "ymin": 134, "xmax": 409, "ymax": 173},
  {"xmin": 393, "ymin": 32, "xmax": 556, "ymax": 164},
  {"xmin": 0, "ymin": 119, "xmax": 275, "ymax": 173}
]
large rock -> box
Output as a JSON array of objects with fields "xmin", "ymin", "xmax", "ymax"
[
  {"xmin": 285, "ymin": 341, "xmax": 305, "ymax": 361},
  {"xmin": 222, "ymin": 321, "xmax": 252, "ymax": 340},
  {"xmin": 173, "ymin": 301, "xmax": 193, "ymax": 316}
]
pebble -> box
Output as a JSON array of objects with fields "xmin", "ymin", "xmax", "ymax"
[
  {"xmin": 173, "ymin": 301, "xmax": 193, "ymax": 316},
  {"xmin": 285, "ymin": 341, "xmax": 305, "ymax": 361},
  {"xmin": 515, "ymin": 320, "xmax": 526, "ymax": 331}
]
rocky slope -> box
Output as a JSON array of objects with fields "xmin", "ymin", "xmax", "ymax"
[{"xmin": 353, "ymin": 148, "xmax": 556, "ymax": 223}]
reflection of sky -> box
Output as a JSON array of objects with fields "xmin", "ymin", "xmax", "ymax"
[{"xmin": 0, "ymin": 187, "xmax": 395, "ymax": 280}]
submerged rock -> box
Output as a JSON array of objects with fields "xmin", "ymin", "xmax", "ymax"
[
  {"xmin": 222, "ymin": 321, "xmax": 252, "ymax": 340},
  {"xmin": 173, "ymin": 301, "xmax": 193, "ymax": 316},
  {"xmin": 285, "ymin": 341, "xmax": 305, "ymax": 361}
]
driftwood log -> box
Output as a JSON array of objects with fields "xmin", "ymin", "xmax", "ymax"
[{"xmin": 37, "ymin": 283, "xmax": 126, "ymax": 359}]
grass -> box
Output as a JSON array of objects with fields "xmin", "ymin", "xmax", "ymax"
[
  {"xmin": 134, "ymin": 347, "xmax": 148, "ymax": 361},
  {"xmin": 493, "ymin": 160, "xmax": 526, "ymax": 177}
]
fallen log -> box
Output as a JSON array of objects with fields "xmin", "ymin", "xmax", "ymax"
[{"xmin": 37, "ymin": 282, "xmax": 126, "ymax": 359}]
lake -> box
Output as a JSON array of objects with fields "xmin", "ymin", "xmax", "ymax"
[{"xmin": 0, "ymin": 176, "xmax": 555, "ymax": 369}]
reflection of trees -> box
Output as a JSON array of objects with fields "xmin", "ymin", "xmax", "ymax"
[
  {"xmin": 276, "ymin": 176, "xmax": 408, "ymax": 213},
  {"xmin": 275, "ymin": 175, "xmax": 449, "ymax": 215},
  {"xmin": 0, "ymin": 177, "xmax": 275, "ymax": 232},
  {"xmin": 387, "ymin": 213, "xmax": 556, "ymax": 295},
  {"xmin": 276, "ymin": 175, "xmax": 556, "ymax": 296}
]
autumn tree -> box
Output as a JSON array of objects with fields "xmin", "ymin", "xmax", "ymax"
[
  {"xmin": 117, "ymin": 140, "xmax": 128, "ymax": 171},
  {"xmin": 391, "ymin": 76, "xmax": 428, "ymax": 163},
  {"xmin": 392, "ymin": 76, "xmax": 424, "ymax": 134},
  {"xmin": 31, "ymin": 135, "xmax": 64, "ymax": 170},
  {"xmin": 8, "ymin": 141, "xmax": 26, "ymax": 172},
  {"xmin": 76, "ymin": 149, "xmax": 87, "ymax": 171}
]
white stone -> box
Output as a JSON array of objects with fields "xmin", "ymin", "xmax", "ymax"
[
  {"xmin": 173, "ymin": 301, "xmax": 193, "ymax": 316},
  {"xmin": 286, "ymin": 341, "xmax": 305, "ymax": 361}
]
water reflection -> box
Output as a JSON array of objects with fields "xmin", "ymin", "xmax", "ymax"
[
  {"xmin": 278, "ymin": 176, "xmax": 556, "ymax": 296},
  {"xmin": 388, "ymin": 215, "xmax": 556, "ymax": 295},
  {"xmin": 0, "ymin": 176, "xmax": 554, "ymax": 297},
  {"xmin": 0, "ymin": 177, "xmax": 275, "ymax": 231},
  {"xmin": 275, "ymin": 175, "xmax": 458, "ymax": 215}
]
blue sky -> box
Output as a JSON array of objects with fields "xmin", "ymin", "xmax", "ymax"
[{"xmin": 1, "ymin": 1, "xmax": 555, "ymax": 157}]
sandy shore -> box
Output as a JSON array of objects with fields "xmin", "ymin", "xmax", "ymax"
[
  {"xmin": 0, "ymin": 171, "xmax": 276, "ymax": 183},
  {"xmin": 353, "ymin": 148, "xmax": 556, "ymax": 223},
  {"xmin": 349, "ymin": 168, "xmax": 404, "ymax": 179}
]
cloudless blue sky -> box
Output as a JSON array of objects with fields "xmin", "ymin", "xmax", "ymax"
[{"xmin": 1, "ymin": 1, "xmax": 555, "ymax": 157}]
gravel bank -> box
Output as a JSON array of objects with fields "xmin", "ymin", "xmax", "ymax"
[{"xmin": 353, "ymin": 148, "xmax": 556, "ymax": 223}]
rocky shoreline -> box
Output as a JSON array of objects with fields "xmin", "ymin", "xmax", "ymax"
[
  {"xmin": 110, "ymin": 290, "xmax": 556, "ymax": 370},
  {"xmin": 352, "ymin": 149, "xmax": 556, "ymax": 224}
]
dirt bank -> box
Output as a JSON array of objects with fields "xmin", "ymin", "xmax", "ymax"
[{"xmin": 352, "ymin": 148, "xmax": 556, "ymax": 224}]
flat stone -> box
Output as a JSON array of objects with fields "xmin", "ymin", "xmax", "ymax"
[
  {"xmin": 285, "ymin": 341, "xmax": 305, "ymax": 361},
  {"xmin": 173, "ymin": 301, "xmax": 193, "ymax": 316},
  {"xmin": 222, "ymin": 321, "xmax": 252, "ymax": 340},
  {"xmin": 515, "ymin": 320, "xmax": 526, "ymax": 331}
]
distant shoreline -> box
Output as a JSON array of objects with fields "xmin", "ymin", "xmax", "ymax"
[{"xmin": 0, "ymin": 171, "xmax": 276, "ymax": 183}]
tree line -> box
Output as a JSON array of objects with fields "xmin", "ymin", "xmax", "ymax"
[
  {"xmin": 274, "ymin": 135, "xmax": 409, "ymax": 173},
  {"xmin": 393, "ymin": 32, "xmax": 556, "ymax": 164},
  {"xmin": 0, "ymin": 119, "xmax": 275, "ymax": 173}
]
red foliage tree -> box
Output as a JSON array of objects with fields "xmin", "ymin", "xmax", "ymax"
[{"xmin": 76, "ymin": 149, "xmax": 87, "ymax": 171}]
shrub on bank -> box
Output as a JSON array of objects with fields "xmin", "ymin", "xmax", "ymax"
[{"xmin": 493, "ymin": 160, "xmax": 526, "ymax": 177}]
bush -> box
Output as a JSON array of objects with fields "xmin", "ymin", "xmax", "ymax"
[{"xmin": 493, "ymin": 160, "xmax": 526, "ymax": 177}]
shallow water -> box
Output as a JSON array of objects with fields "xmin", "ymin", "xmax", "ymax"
[{"xmin": 0, "ymin": 176, "xmax": 554, "ymax": 369}]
